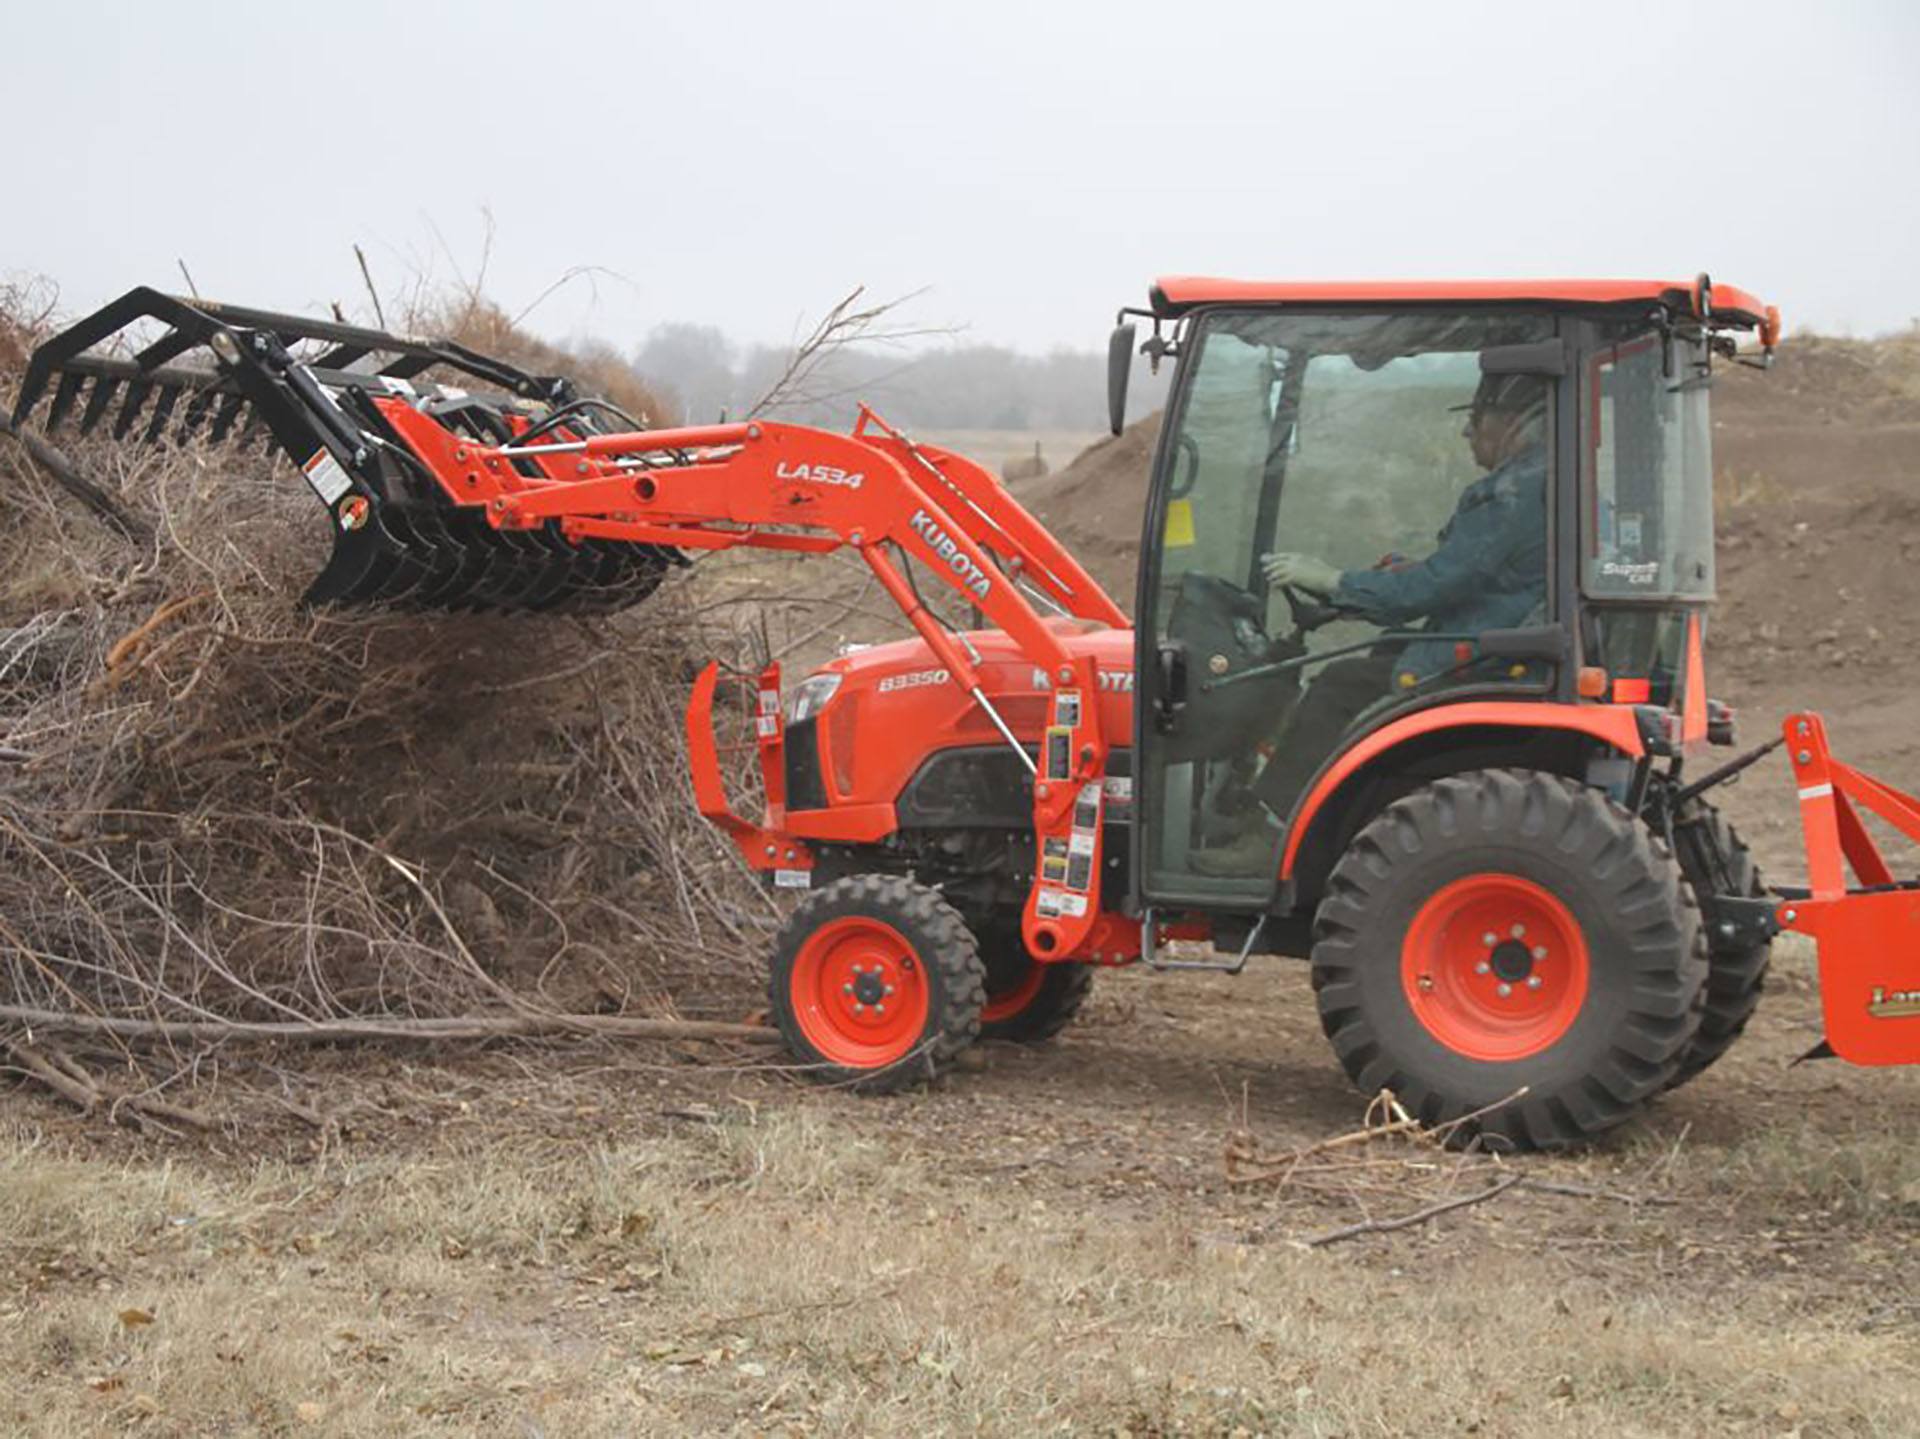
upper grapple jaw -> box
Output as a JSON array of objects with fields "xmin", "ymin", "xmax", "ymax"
[{"xmin": 10, "ymin": 288, "xmax": 679, "ymax": 614}]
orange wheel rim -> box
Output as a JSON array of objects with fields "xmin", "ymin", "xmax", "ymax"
[
  {"xmin": 1400, "ymin": 873, "xmax": 1590, "ymax": 1061},
  {"xmin": 790, "ymin": 916, "xmax": 931, "ymax": 1066},
  {"xmin": 982, "ymin": 960, "xmax": 1046, "ymax": 1024}
]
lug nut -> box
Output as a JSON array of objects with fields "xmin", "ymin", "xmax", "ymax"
[
  {"xmin": 1497, "ymin": 982, "xmax": 1513, "ymax": 998},
  {"xmin": 1475, "ymin": 961, "xmax": 1492, "ymax": 975},
  {"xmin": 853, "ymin": 1003, "xmax": 866, "ymax": 1014},
  {"xmin": 842, "ymin": 982, "xmax": 853, "ymax": 994},
  {"xmin": 884, "ymin": 983, "xmax": 895, "ymax": 995},
  {"xmin": 874, "ymin": 1003, "xmax": 886, "ymax": 1015},
  {"xmin": 1532, "ymin": 946, "xmax": 1547, "ymax": 961},
  {"xmin": 1510, "ymin": 924, "xmax": 1526, "ymax": 939},
  {"xmin": 1417, "ymin": 975, "xmax": 1434, "ymax": 992},
  {"xmin": 1482, "ymin": 932, "xmax": 1497, "ymax": 947},
  {"xmin": 1527, "ymin": 976, "xmax": 1542, "ymax": 990}
]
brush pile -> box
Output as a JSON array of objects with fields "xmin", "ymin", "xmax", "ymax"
[{"xmin": 0, "ymin": 287, "xmax": 774, "ymax": 1078}]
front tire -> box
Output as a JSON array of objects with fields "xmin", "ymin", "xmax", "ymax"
[
  {"xmin": 1311, "ymin": 769, "xmax": 1705, "ymax": 1150},
  {"xmin": 970, "ymin": 914, "xmax": 1094, "ymax": 1042},
  {"xmin": 769, "ymin": 875, "xmax": 985, "ymax": 1092}
]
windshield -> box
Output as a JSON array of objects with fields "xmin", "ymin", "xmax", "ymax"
[{"xmin": 1582, "ymin": 330, "xmax": 1715, "ymax": 599}]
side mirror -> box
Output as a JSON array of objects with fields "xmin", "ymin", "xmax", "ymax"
[{"xmin": 1107, "ymin": 321, "xmax": 1136, "ymax": 436}]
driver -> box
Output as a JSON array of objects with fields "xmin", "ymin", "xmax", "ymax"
[{"xmin": 1194, "ymin": 370, "xmax": 1550, "ymax": 876}]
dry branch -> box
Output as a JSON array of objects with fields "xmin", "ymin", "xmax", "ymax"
[
  {"xmin": 0, "ymin": 1006, "xmax": 778, "ymax": 1045},
  {"xmin": 0, "ymin": 419, "xmax": 152, "ymax": 544},
  {"xmin": 1301, "ymin": 1172, "xmax": 1525, "ymax": 1247}
]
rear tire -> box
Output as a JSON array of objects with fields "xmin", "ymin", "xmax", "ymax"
[
  {"xmin": 1668, "ymin": 803, "xmax": 1770, "ymax": 1088},
  {"xmin": 769, "ymin": 875, "xmax": 985, "ymax": 1093},
  {"xmin": 1311, "ymin": 769, "xmax": 1705, "ymax": 1150},
  {"xmin": 971, "ymin": 914, "xmax": 1094, "ymax": 1042}
]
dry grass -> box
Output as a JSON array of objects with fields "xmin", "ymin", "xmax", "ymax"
[{"xmin": 2, "ymin": 1088, "xmax": 1917, "ymax": 1438}]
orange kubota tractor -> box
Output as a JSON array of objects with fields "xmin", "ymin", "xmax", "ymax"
[{"xmin": 15, "ymin": 276, "xmax": 1920, "ymax": 1148}]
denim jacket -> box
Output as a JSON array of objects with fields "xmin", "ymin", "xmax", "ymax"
[{"xmin": 1331, "ymin": 445, "xmax": 1547, "ymax": 680}]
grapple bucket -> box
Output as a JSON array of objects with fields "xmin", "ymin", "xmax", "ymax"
[{"xmin": 9, "ymin": 288, "xmax": 680, "ymax": 613}]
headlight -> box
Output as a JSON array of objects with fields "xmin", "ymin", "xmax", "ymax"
[{"xmin": 786, "ymin": 673, "xmax": 842, "ymax": 725}]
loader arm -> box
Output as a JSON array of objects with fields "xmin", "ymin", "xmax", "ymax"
[{"xmin": 373, "ymin": 401, "xmax": 1129, "ymax": 961}]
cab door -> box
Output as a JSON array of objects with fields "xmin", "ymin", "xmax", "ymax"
[{"xmin": 1133, "ymin": 309, "xmax": 1559, "ymax": 909}]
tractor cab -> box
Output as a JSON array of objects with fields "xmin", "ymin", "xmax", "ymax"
[{"xmin": 1116, "ymin": 278, "xmax": 1776, "ymax": 922}]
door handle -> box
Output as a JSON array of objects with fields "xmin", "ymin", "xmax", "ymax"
[{"xmin": 1154, "ymin": 641, "xmax": 1188, "ymax": 732}]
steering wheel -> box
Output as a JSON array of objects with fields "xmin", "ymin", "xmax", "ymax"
[{"xmin": 1279, "ymin": 582, "xmax": 1343, "ymax": 637}]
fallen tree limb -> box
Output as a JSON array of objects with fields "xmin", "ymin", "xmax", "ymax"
[
  {"xmin": 0, "ymin": 1005, "xmax": 780, "ymax": 1045},
  {"xmin": 1301, "ymin": 1171, "xmax": 1525, "ymax": 1248},
  {"xmin": 4, "ymin": 1037, "xmax": 101, "ymax": 1114},
  {"xmin": 1520, "ymin": 1178, "xmax": 1679, "ymax": 1207},
  {"xmin": 3, "ymin": 1036, "xmax": 217, "ymax": 1131},
  {"xmin": 0, "ymin": 418, "xmax": 153, "ymax": 544}
]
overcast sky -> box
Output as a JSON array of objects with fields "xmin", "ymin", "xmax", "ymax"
[{"xmin": 3, "ymin": 1, "xmax": 1916, "ymax": 356}]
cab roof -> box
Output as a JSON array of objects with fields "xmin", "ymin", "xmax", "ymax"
[{"xmin": 1151, "ymin": 276, "xmax": 1771, "ymax": 328}]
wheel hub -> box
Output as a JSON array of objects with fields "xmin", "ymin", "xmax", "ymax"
[
  {"xmin": 1400, "ymin": 873, "xmax": 1592, "ymax": 1062},
  {"xmin": 789, "ymin": 916, "xmax": 929, "ymax": 1066},
  {"xmin": 1489, "ymin": 938, "xmax": 1534, "ymax": 983}
]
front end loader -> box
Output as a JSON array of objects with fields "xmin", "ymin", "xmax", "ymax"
[{"xmin": 13, "ymin": 274, "xmax": 1920, "ymax": 1149}]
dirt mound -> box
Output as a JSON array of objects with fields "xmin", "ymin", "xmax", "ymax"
[{"xmin": 1014, "ymin": 412, "xmax": 1159, "ymax": 607}]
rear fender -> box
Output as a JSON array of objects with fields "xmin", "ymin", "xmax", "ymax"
[{"xmin": 1279, "ymin": 703, "xmax": 1647, "ymax": 882}]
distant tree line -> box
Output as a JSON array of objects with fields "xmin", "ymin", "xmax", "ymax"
[{"xmin": 630, "ymin": 322, "xmax": 1170, "ymax": 430}]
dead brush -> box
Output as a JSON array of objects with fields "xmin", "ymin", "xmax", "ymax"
[
  {"xmin": 1225, "ymin": 1086, "xmax": 1680, "ymax": 1247},
  {"xmin": 0, "ymin": 313, "xmax": 785, "ymax": 1127}
]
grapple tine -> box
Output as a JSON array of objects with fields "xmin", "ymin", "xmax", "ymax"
[
  {"xmin": 142, "ymin": 385, "xmax": 183, "ymax": 444},
  {"xmin": 207, "ymin": 393, "xmax": 248, "ymax": 444},
  {"xmin": 302, "ymin": 515, "xmax": 432, "ymax": 608},
  {"xmin": 113, "ymin": 378, "xmax": 155, "ymax": 439},
  {"xmin": 239, "ymin": 404, "xmax": 271, "ymax": 451},
  {"xmin": 178, "ymin": 386, "xmax": 220, "ymax": 441},
  {"xmin": 79, "ymin": 375, "xmax": 121, "ymax": 434},
  {"xmin": 534, "ymin": 539, "xmax": 629, "ymax": 612},
  {"xmin": 46, "ymin": 371, "xmax": 87, "ymax": 431}
]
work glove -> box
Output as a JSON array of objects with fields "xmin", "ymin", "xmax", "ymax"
[{"xmin": 1261, "ymin": 552, "xmax": 1341, "ymax": 596}]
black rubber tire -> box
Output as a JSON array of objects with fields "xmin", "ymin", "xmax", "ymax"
[
  {"xmin": 1311, "ymin": 769, "xmax": 1706, "ymax": 1150},
  {"xmin": 769, "ymin": 874, "xmax": 985, "ymax": 1093},
  {"xmin": 969, "ymin": 914, "xmax": 1095, "ymax": 1042},
  {"xmin": 1667, "ymin": 804, "xmax": 1770, "ymax": 1089}
]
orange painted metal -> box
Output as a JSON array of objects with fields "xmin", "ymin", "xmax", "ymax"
[
  {"xmin": 1279, "ymin": 704, "xmax": 1646, "ymax": 878},
  {"xmin": 684, "ymin": 661, "xmax": 813, "ymax": 876},
  {"xmin": 1400, "ymin": 874, "xmax": 1591, "ymax": 1061},
  {"xmin": 398, "ymin": 400, "xmax": 1125, "ymax": 961},
  {"xmin": 1680, "ymin": 613, "xmax": 1710, "ymax": 744},
  {"xmin": 787, "ymin": 915, "xmax": 931, "ymax": 1066},
  {"xmin": 1779, "ymin": 712, "xmax": 1920, "ymax": 1065},
  {"xmin": 1153, "ymin": 276, "xmax": 1772, "ymax": 324}
]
